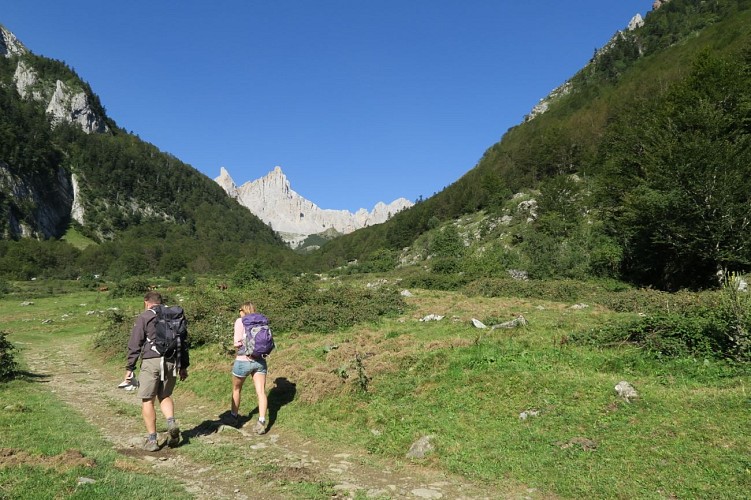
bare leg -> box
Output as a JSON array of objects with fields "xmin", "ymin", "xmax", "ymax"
[
  {"xmin": 252, "ymin": 372, "xmax": 267, "ymax": 420},
  {"xmin": 159, "ymin": 395, "xmax": 174, "ymax": 420},
  {"xmin": 231, "ymin": 375, "xmax": 246, "ymax": 415},
  {"xmin": 142, "ymin": 398, "xmax": 157, "ymax": 434}
]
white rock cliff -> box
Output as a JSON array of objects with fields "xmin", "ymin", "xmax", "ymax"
[
  {"xmin": 6, "ymin": 26, "xmax": 107, "ymax": 135},
  {"xmin": 0, "ymin": 25, "xmax": 27, "ymax": 57},
  {"xmin": 215, "ymin": 166, "xmax": 413, "ymax": 246}
]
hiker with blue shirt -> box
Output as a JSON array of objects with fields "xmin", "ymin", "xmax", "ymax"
[
  {"xmin": 125, "ymin": 291, "xmax": 189, "ymax": 451},
  {"xmin": 225, "ymin": 301, "xmax": 273, "ymax": 434}
]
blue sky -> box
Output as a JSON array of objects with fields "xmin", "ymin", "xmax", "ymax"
[{"xmin": 3, "ymin": 1, "xmax": 653, "ymax": 212}]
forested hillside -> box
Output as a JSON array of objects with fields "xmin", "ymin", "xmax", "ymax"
[
  {"xmin": 310, "ymin": 0, "xmax": 751, "ymax": 290},
  {"xmin": 0, "ymin": 44, "xmax": 304, "ymax": 280}
]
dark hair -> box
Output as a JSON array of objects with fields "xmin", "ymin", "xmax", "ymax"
[{"xmin": 144, "ymin": 291, "xmax": 163, "ymax": 304}]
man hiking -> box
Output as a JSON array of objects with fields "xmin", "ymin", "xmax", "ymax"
[{"xmin": 125, "ymin": 291, "xmax": 189, "ymax": 451}]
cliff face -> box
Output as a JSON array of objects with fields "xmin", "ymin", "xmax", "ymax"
[
  {"xmin": 0, "ymin": 161, "xmax": 73, "ymax": 239},
  {"xmin": 0, "ymin": 25, "xmax": 27, "ymax": 57},
  {"xmin": 13, "ymin": 59, "xmax": 108, "ymax": 134},
  {"xmin": 215, "ymin": 166, "xmax": 413, "ymax": 245}
]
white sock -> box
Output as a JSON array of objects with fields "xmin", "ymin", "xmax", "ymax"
[{"xmin": 258, "ymin": 417, "xmax": 265, "ymax": 424}]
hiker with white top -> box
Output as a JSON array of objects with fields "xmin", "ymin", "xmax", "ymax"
[{"xmin": 224, "ymin": 301, "xmax": 274, "ymax": 434}]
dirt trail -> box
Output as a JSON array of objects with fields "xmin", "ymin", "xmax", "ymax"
[{"xmin": 18, "ymin": 334, "xmax": 534, "ymax": 499}]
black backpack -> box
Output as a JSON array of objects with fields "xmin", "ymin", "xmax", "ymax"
[{"xmin": 149, "ymin": 305, "xmax": 187, "ymax": 361}]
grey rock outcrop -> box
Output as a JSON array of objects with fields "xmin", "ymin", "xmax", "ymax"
[
  {"xmin": 215, "ymin": 166, "xmax": 413, "ymax": 245},
  {"xmin": 614, "ymin": 381, "xmax": 639, "ymax": 402},
  {"xmin": 491, "ymin": 315, "xmax": 528, "ymax": 329},
  {"xmin": 46, "ymin": 80, "xmax": 108, "ymax": 134},
  {"xmin": 471, "ymin": 318, "xmax": 487, "ymax": 329},
  {"xmin": 70, "ymin": 174, "xmax": 86, "ymax": 225},
  {"xmin": 406, "ymin": 435, "xmax": 435, "ymax": 459},
  {"xmin": 13, "ymin": 60, "xmax": 40, "ymax": 100},
  {"xmin": 0, "ymin": 25, "xmax": 27, "ymax": 57},
  {"xmin": 0, "ymin": 161, "xmax": 74, "ymax": 239}
]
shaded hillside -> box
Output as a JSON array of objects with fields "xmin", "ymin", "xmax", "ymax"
[{"xmin": 311, "ymin": 0, "xmax": 751, "ymax": 289}]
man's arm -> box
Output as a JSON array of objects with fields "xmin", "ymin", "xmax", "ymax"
[{"xmin": 125, "ymin": 314, "xmax": 147, "ymax": 371}]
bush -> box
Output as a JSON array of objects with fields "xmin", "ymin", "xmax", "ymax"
[
  {"xmin": 401, "ymin": 270, "xmax": 472, "ymax": 291},
  {"xmin": 0, "ymin": 332, "xmax": 19, "ymax": 381},
  {"xmin": 141, "ymin": 278, "xmax": 408, "ymax": 349},
  {"xmin": 464, "ymin": 277, "xmax": 600, "ymax": 303},
  {"xmin": 232, "ymin": 260, "xmax": 268, "ymax": 287},
  {"xmin": 110, "ymin": 276, "xmax": 152, "ymax": 298},
  {"xmin": 575, "ymin": 313, "xmax": 727, "ymax": 358},
  {"xmin": 92, "ymin": 308, "xmax": 135, "ymax": 358},
  {"xmin": 574, "ymin": 282, "xmax": 750, "ymax": 360},
  {"xmin": 717, "ymin": 274, "xmax": 751, "ymax": 361}
]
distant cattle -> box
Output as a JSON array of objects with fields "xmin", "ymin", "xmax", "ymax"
[
  {"xmin": 217, "ymin": 283, "xmax": 228, "ymax": 291},
  {"xmin": 98, "ymin": 286, "xmax": 109, "ymax": 292}
]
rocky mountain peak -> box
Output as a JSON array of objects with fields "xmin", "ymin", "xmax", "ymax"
[
  {"xmin": 215, "ymin": 166, "xmax": 413, "ymax": 246},
  {"xmin": 215, "ymin": 166, "xmax": 237, "ymax": 196},
  {"xmin": 627, "ymin": 14, "xmax": 645, "ymax": 32},
  {"xmin": 0, "ymin": 25, "xmax": 27, "ymax": 57}
]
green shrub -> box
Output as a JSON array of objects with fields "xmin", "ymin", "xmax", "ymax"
[
  {"xmin": 464, "ymin": 277, "xmax": 599, "ymax": 303},
  {"xmin": 145, "ymin": 278, "xmax": 407, "ymax": 349},
  {"xmin": 78, "ymin": 274, "xmax": 104, "ymax": 290},
  {"xmin": 401, "ymin": 271, "xmax": 472, "ymax": 291},
  {"xmin": 232, "ymin": 260, "xmax": 268, "ymax": 287},
  {"xmin": 92, "ymin": 308, "xmax": 135, "ymax": 358},
  {"xmin": 110, "ymin": 276, "xmax": 152, "ymax": 298},
  {"xmin": 717, "ymin": 274, "xmax": 751, "ymax": 361},
  {"xmin": 576, "ymin": 313, "xmax": 726, "ymax": 358},
  {"xmin": 574, "ymin": 282, "xmax": 751, "ymax": 360},
  {"xmin": 0, "ymin": 331, "xmax": 19, "ymax": 381}
]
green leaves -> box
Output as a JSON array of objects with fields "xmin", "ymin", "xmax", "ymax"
[
  {"xmin": 601, "ymin": 50, "xmax": 751, "ymax": 288},
  {"xmin": 0, "ymin": 332, "xmax": 19, "ymax": 382}
]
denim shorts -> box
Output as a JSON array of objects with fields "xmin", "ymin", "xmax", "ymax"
[{"xmin": 232, "ymin": 358, "xmax": 267, "ymax": 377}]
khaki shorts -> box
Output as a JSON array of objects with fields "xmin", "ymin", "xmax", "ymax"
[{"xmin": 137, "ymin": 357, "xmax": 177, "ymax": 400}]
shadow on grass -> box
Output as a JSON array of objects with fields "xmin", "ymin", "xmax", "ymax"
[
  {"xmin": 260, "ymin": 377, "xmax": 296, "ymax": 431},
  {"xmin": 15, "ymin": 370, "xmax": 51, "ymax": 382}
]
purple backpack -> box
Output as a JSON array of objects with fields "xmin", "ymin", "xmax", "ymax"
[{"xmin": 240, "ymin": 313, "xmax": 275, "ymax": 358}]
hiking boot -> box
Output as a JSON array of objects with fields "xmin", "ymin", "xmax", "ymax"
[
  {"xmin": 167, "ymin": 420, "xmax": 180, "ymax": 448},
  {"xmin": 143, "ymin": 438, "xmax": 160, "ymax": 452},
  {"xmin": 252, "ymin": 420, "xmax": 266, "ymax": 435}
]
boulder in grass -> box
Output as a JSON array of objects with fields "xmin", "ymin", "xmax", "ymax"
[
  {"xmin": 614, "ymin": 381, "xmax": 638, "ymax": 402},
  {"xmin": 406, "ymin": 435, "xmax": 435, "ymax": 459}
]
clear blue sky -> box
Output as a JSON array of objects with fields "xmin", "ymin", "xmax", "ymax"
[{"xmin": 3, "ymin": 1, "xmax": 653, "ymax": 212}]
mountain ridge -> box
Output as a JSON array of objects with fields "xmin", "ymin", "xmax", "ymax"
[{"xmin": 215, "ymin": 166, "xmax": 413, "ymax": 247}]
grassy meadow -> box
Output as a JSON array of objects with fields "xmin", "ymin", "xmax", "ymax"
[
  {"xmin": 1, "ymin": 279, "xmax": 750, "ymax": 498},
  {"xmin": 0, "ymin": 288, "xmax": 190, "ymax": 499}
]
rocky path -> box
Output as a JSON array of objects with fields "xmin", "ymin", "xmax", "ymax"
[{"xmin": 19, "ymin": 334, "xmax": 532, "ymax": 499}]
